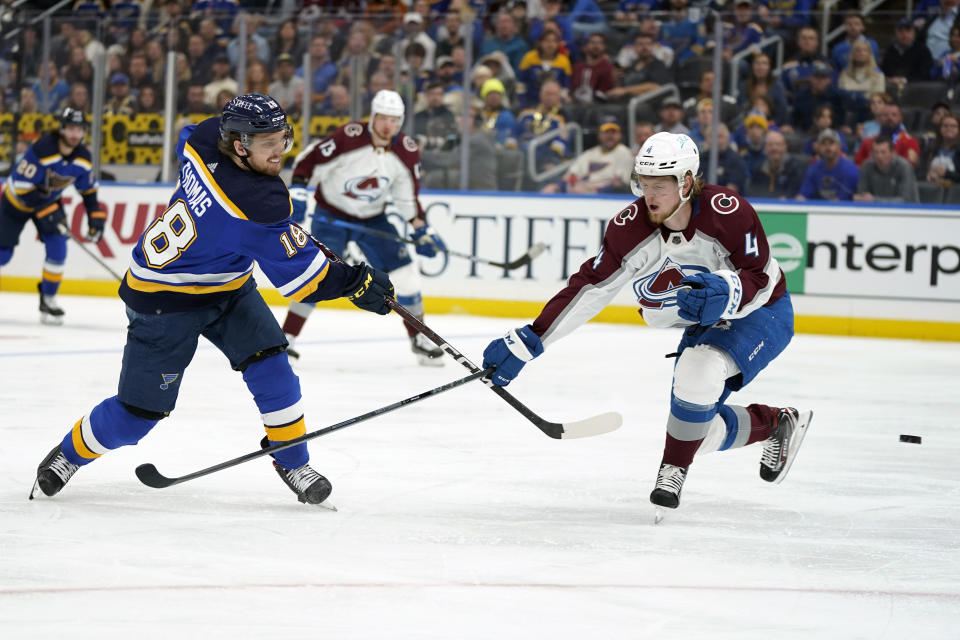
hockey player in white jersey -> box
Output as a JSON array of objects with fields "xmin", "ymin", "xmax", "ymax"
[
  {"xmin": 481, "ymin": 132, "xmax": 813, "ymax": 520},
  {"xmin": 280, "ymin": 89, "xmax": 447, "ymax": 366}
]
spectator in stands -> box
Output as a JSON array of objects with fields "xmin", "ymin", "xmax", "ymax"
[
  {"xmin": 298, "ymin": 35, "xmax": 338, "ymax": 104},
  {"xmin": 780, "ymin": 26, "xmax": 828, "ymax": 100},
  {"xmin": 319, "ymin": 84, "xmax": 351, "ymax": 117},
  {"xmin": 32, "ymin": 61, "xmax": 69, "ymax": 114},
  {"xmin": 480, "ymin": 11, "xmax": 528, "ymax": 73},
  {"xmin": 631, "ymin": 119, "xmax": 656, "ymax": 153},
  {"xmin": 144, "ymin": 39, "xmax": 165, "ymax": 84},
  {"xmin": 933, "ymin": 25, "xmax": 960, "ymax": 81},
  {"xmin": 688, "ymin": 98, "xmax": 713, "ymax": 146},
  {"xmin": 528, "ymin": 0, "xmax": 577, "ymax": 59},
  {"xmin": 746, "ymin": 129, "xmax": 806, "ymax": 199},
  {"xmin": 204, "ymin": 55, "xmax": 238, "ymax": 106},
  {"xmin": 182, "ymin": 82, "xmax": 214, "ymax": 115},
  {"xmin": 617, "ymin": 17, "xmax": 675, "ymax": 69},
  {"xmin": 517, "ymin": 30, "xmax": 571, "ymax": 107},
  {"xmin": 830, "ymin": 11, "xmax": 880, "ymax": 71},
  {"xmin": 269, "ymin": 53, "xmax": 305, "ymax": 119},
  {"xmin": 926, "ymin": 0, "xmax": 959, "ymax": 60},
  {"xmin": 336, "ymin": 26, "xmax": 380, "ymax": 92},
  {"xmin": 477, "ymin": 51, "xmax": 519, "ymax": 101},
  {"xmin": 227, "ymin": 14, "xmax": 271, "ymax": 69},
  {"xmin": 571, "ymin": 32, "xmax": 616, "ymax": 105},
  {"xmin": 18, "ymin": 87, "xmax": 39, "ymax": 114},
  {"xmin": 792, "ymin": 61, "xmax": 847, "ymax": 133},
  {"xmin": 858, "ymin": 91, "xmax": 893, "ymax": 139},
  {"xmin": 918, "ymin": 100, "xmax": 952, "ymax": 149},
  {"xmin": 515, "ymin": 79, "xmax": 570, "ymax": 183},
  {"xmin": 718, "ymin": 0, "xmax": 764, "ymax": 65},
  {"xmin": 700, "ymin": 123, "xmax": 748, "ymax": 193},
  {"xmin": 606, "ymin": 33, "xmax": 672, "ymax": 101},
  {"xmin": 881, "ymin": 18, "xmax": 935, "ymax": 89},
  {"xmin": 215, "ymin": 88, "xmax": 235, "ymax": 112},
  {"xmin": 104, "ymin": 72, "xmax": 135, "ymax": 116},
  {"xmin": 186, "ymin": 33, "xmax": 213, "ymax": 86},
  {"xmin": 65, "ymin": 82, "xmax": 90, "ymax": 114},
  {"xmin": 435, "ymin": 10, "xmax": 467, "ymax": 58},
  {"xmin": 398, "ymin": 12, "xmax": 437, "ymax": 72},
  {"xmin": 739, "ymin": 111, "xmax": 769, "ymax": 176},
  {"xmin": 739, "ymin": 52, "xmax": 789, "ymax": 126},
  {"xmin": 365, "ymin": 0, "xmax": 406, "ymax": 38},
  {"xmin": 272, "ymin": 18, "xmax": 305, "ymax": 64},
  {"xmin": 798, "ymin": 128, "xmax": 860, "ymax": 201},
  {"xmin": 854, "ymin": 102, "xmax": 921, "ymax": 167},
  {"xmin": 655, "ymin": 97, "xmax": 690, "ymax": 134},
  {"xmin": 135, "ymin": 84, "xmax": 161, "ymax": 114},
  {"xmin": 415, "ymin": 81, "xmax": 460, "ymax": 182},
  {"xmin": 433, "ymin": 56, "xmax": 463, "ymax": 113},
  {"xmin": 476, "ymin": 78, "xmax": 517, "ymax": 148},
  {"xmin": 804, "ymin": 104, "xmax": 849, "ymax": 156},
  {"xmin": 128, "ymin": 53, "xmax": 155, "ymax": 99},
  {"xmin": 541, "ymin": 115, "xmax": 634, "ymax": 195},
  {"xmin": 838, "ymin": 40, "xmax": 885, "ymax": 105},
  {"xmin": 758, "ymin": 0, "xmax": 816, "ymax": 37},
  {"xmin": 63, "ymin": 46, "xmax": 94, "ymax": 87},
  {"xmin": 401, "ymin": 42, "xmax": 431, "ymax": 100},
  {"xmin": 853, "ymin": 134, "xmax": 919, "ymax": 203},
  {"xmin": 922, "ymin": 112, "xmax": 960, "ymax": 184},
  {"xmin": 659, "ymin": 0, "xmax": 704, "ymax": 64}
]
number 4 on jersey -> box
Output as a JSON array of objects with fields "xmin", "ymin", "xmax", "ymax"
[{"xmin": 744, "ymin": 232, "xmax": 759, "ymax": 257}]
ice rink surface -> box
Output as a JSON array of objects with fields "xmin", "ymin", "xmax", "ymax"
[{"xmin": 1, "ymin": 291, "xmax": 958, "ymax": 639}]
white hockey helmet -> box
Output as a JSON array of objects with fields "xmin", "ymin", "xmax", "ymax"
[
  {"xmin": 369, "ymin": 89, "xmax": 405, "ymax": 131},
  {"xmin": 631, "ymin": 132, "xmax": 700, "ymax": 202}
]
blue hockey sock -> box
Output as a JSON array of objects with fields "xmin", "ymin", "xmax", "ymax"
[
  {"xmin": 243, "ymin": 353, "xmax": 308, "ymax": 470},
  {"xmin": 61, "ymin": 396, "xmax": 160, "ymax": 466}
]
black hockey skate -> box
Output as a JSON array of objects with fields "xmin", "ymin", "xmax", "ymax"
[
  {"xmin": 760, "ymin": 408, "xmax": 814, "ymax": 484},
  {"xmin": 30, "ymin": 444, "xmax": 80, "ymax": 499},
  {"xmin": 38, "ymin": 283, "xmax": 65, "ymax": 325},
  {"xmin": 260, "ymin": 437, "xmax": 333, "ymax": 506},
  {"xmin": 410, "ymin": 333, "xmax": 444, "ymax": 367},
  {"xmin": 650, "ymin": 463, "xmax": 688, "ymax": 509}
]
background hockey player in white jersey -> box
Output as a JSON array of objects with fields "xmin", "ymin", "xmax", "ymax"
[
  {"xmin": 280, "ymin": 89, "xmax": 448, "ymax": 366},
  {"xmin": 0, "ymin": 108, "xmax": 107, "ymax": 324},
  {"xmin": 30, "ymin": 94, "xmax": 395, "ymax": 507},
  {"xmin": 481, "ymin": 132, "xmax": 813, "ymax": 519}
]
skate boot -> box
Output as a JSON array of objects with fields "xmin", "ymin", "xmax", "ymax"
[
  {"xmin": 410, "ymin": 333, "xmax": 444, "ymax": 367},
  {"xmin": 760, "ymin": 408, "xmax": 813, "ymax": 484},
  {"xmin": 38, "ymin": 283, "xmax": 65, "ymax": 325},
  {"xmin": 30, "ymin": 444, "xmax": 80, "ymax": 499},
  {"xmin": 261, "ymin": 437, "xmax": 333, "ymax": 506},
  {"xmin": 650, "ymin": 463, "xmax": 688, "ymax": 510}
]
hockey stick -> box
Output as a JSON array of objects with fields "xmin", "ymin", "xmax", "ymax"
[
  {"xmin": 57, "ymin": 224, "xmax": 124, "ymax": 281},
  {"xmin": 316, "ymin": 215, "xmax": 547, "ymax": 270},
  {"xmin": 384, "ymin": 297, "xmax": 623, "ymax": 440},
  {"xmin": 135, "ymin": 367, "xmax": 493, "ymax": 489}
]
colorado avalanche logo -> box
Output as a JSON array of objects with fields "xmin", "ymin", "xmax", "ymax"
[
  {"xmin": 710, "ymin": 193, "xmax": 740, "ymax": 214},
  {"xmin": 344, "ymin": 123, "xmax": 363, "ymax": 137},
  {"xmin": 633, "ymin": 258, "xmax": 706, "ymax": 309},
  {"xmin": 344, "ymin": 174, "xmax": 391, "ymax": 201},
  {"xmin": 402, "ymin": 136, "xmax": 419, "ymax": 152},
  {"xmin": 613, "ymin": 203, "xmax": 640, "ymax": 226}
]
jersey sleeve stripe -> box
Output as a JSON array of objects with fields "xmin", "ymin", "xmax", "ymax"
[
  {"xmin": 277, "ymin": 250, "xmax": 330, "ymax": 297},
  {"xmin": 3, "ymin": 191, "xmax": 33, "ymax": 212},
  {"xmin": 123, "ymin": 269, "xmax": 252, "ymax": 294},
  {"xmin": 183, "ymin": 142, "xmax": 248, "ymax": 220},
  {"xmin": 38, "ymin": 153, "xmax": 62, "ymax": 166},
  {"xmin": 73, "ymin": 157, "xmax": 92, "ymax": 170},
  {"xmin": 286, "ymin": 261, "xmax": 332, "ymax": 302}
]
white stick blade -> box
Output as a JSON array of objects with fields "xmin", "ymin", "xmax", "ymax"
[{"xmin": 559, "ymin": 411, "xmax": 623, "ymax": 439}]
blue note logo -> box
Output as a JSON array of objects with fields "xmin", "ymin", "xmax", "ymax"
[{"xmin": 160, "ymin": 373, "xmax": 179, "ymax": 390}]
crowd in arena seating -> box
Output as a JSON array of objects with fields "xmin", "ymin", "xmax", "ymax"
[{"xmin": 3, "ymin": 0, "xmax": 960, "ymax": 202}]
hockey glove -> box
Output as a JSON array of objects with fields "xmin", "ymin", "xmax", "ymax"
[
  {"xmin": 411, "ymin": 224, "xmax": 447, "ymax": 258},
  {"xmin": 86, "ymin": 206, "xmax": 107, "ymax": 243},
  {"xmin": 343, "ymin": 263, "xmax": 394, "ymax": 315},
  {"xmin": 676, "ymin": 271, "xmax": 742, "ymax": 326},
  {"xmin": 482, "ymin": 325, "xmax": 544, "ymax": 386},
  {"xmin": 289, "ymin": 185, "xmax": 309, "ymax": 223}
]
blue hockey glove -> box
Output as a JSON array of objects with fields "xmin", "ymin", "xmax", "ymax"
[
  {"xmin": 676, "ymin": 271, "xmax": 742, "ymax": 326},
  {"xmin": 289, "ymin": 185, "xmax": 309, "ymax": 223},
  {"xmin": 411, "ymin": 224, "xmax": 447, "ymax": 258},
  {"xmin": 343, "ymin": 263, "xmax": 394, "ymax": 315},
  {"xmin": 86, "ymin": 206, "xmax": 106, "ymax": 243},
  {"xmin": 482, "ymin": 325, "xmax": 544, "ymax": 386}
]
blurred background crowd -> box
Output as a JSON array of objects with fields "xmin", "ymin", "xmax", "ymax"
[{"xmin": 3, "ymin": 0, "xmax": 960, "ymax": 203}]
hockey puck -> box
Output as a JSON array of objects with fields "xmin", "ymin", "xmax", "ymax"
[{"xmin": 899, "ymin": 434, "xmax": 922, "ymax": 444}]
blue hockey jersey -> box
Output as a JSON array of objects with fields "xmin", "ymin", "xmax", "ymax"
[
  {"xmin": 119, "ymin": 117, "xmax": 354, "ymax": 313},
  {"xmin": 2, "ymin": 133, "xmax": 100, "ymax": 216}
]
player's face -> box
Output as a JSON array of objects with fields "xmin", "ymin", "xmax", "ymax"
[
  {"xmin": 244, "ymin": 129, "xmax": 290, "ymax": 176},
  {"xmin": 372, "ymin": 114, "xmax": 401, "ymax": 142},
  {"xmin": 637, "ymin": 175, "xmax": 681, "ymax": 223},
  {"xmin": 60, "ymin": 123, "xmax": 85, "ymax": 148}
]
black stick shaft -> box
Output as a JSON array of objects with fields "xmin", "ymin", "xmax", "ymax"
[
  {"xmin": 58, "ymin": 224, "xmax": 124, "ymax": 281},
  {"xmin": 136, "ymin": 367, "xmax": 492, "ymax": 488}
]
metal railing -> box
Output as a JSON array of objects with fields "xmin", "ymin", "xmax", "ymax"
[
  {"xmin": 821, "ymin": 0, "xmax": 892, "ymax": 56},
  {"xmin": 526, "ymin": 122, "xmax": 583, "ymax": 184},
  {"xmin": 729, "ymin": 35, "xmax": 784, "ymax": 100},
  {"xmin": 626, "ymin": 83, "xmax": 680, "ymax": 150}
]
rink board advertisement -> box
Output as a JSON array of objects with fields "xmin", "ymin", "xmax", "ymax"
[{"xmin": 1, "ymin": 184, "xmax": 958, "ymax": 338}]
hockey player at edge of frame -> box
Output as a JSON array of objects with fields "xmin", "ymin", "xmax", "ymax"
[
  {"xmin": 0, "ymin": 107, "xmax": 107, "ymax": 325},
  {"xmin": 481, "ymin": 132, "xmax": 813, "ymax": 521},
  {"xmin": 280, "ymin": 89, "xmax": 448, "ymax": 367},
  {"xmin": 29, "ymin": 93, "xmax": 395, "ymax": 506}
]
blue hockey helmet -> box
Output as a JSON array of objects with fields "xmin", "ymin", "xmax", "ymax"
[
  {"xmin": 59, "ymin": 107, "xmax": 87, "ymax": 129},
  {"xmin": 219, "ymin": 93, "xmax": 293, "ymax": 153}
]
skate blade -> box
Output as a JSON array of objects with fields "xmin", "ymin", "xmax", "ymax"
[
  {"xmin": 40, "ymin": 314, "xmax": 64, "ymax": 326},
  {"xmin": 773, "ymin": 410, "xmax": 814, "ymax": 485},
  {"xmin": 654, "ymin": 506, "xmax": 666, "ymax": 524},
  {"xmin": 317, "ymin": 501, "xmax": 337, "ymax": 512},
  {"xmin": 28, "ymin": 479, "xmax": 39, "ymax": 500}
]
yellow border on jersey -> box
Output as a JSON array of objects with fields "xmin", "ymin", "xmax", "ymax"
[
  {"xmin": 2, "ymin": 276, "xmax": 958, "ymax": 342},
  {"xmin": 182, "ymin": 142, "xmax": 248, "ymax": 220}
]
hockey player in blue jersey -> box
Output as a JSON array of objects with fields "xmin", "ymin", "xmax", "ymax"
[
  {"xmin": 29, "ymin": 94, "xmax": 395, "ymax": 506},
  {"xmin": 0, "ymin": 107, "xmax": 107, "ymax": 324}
]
